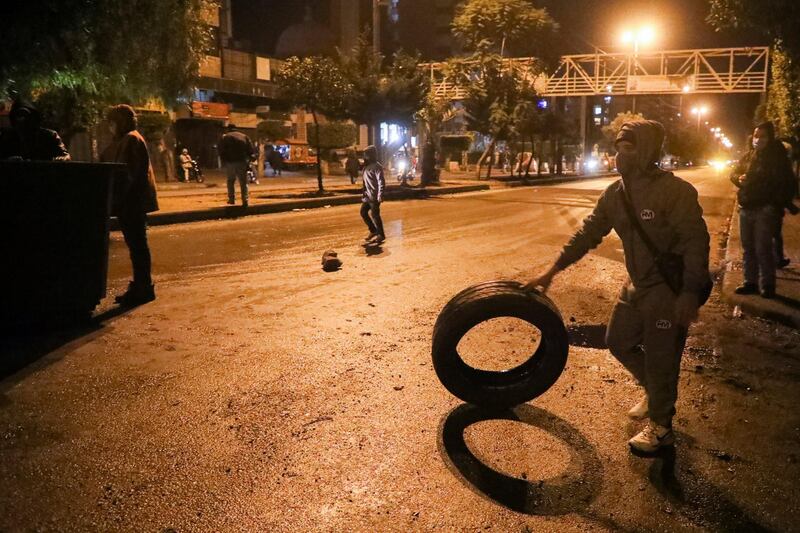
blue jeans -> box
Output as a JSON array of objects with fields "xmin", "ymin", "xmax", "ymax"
[
  {"xmin": 740, "ymin": 205, "xmax": 781, "ymax": 289},
  {"xmin": 225, "ymin": 161, "xmax": 249, "ymax": 204}
]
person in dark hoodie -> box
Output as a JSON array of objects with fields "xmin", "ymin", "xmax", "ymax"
[
  {"xmin": 360, "ymin": 145, "xmax": 385, "ymax": 244},
  {"xmin": 527, "ymin": 120, "xmax": 711, "ymax": 454},
  {"xmin": 730, "ymin": 122, "xmax": 797, "ymax": 298},
  {"xmin": 101, "ymin": 105, "xmax": 159, "ymax": 307},
  {"xmin": 0, "ymin": 101, "xmax": 70, "ymax": 161}
]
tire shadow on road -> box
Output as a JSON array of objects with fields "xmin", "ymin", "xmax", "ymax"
[
  {"xmin": 626, "ymin": 435, "xmax": 773, "ymax": 532},
  {"xmin": 0, "ymin": 305, "xmax": 135, "ymax": 389},
  {"xmin": 437, "ymin": 403, "xmax": 603, "ymax": 515}
]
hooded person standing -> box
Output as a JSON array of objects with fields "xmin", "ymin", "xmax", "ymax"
[
  {"xmin": 101, "ymin": 105, "xmax": 159, "ymax": 307},
  {"xmin": 360, "ymin": 145, "xmax": 385, "ymax": 244},
  {"xmin": 218, "ymin": 124, "xmax": 256, "ymax": 207},
  {"xmin": 527, "ymin": 120, "xmax": 711, "ymax": 454},
  {"xmin": 0, "ymin": 101, "xmax": 70, "ymax": 161},
  {"xmin": 731, "ymin": 122, "xmax": 797, "ymax": 296}
]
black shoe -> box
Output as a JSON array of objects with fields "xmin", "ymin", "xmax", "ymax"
[
  {"xmin": 115, "ymin": 283, "xmax": 156, "ymax": 307},
  {"xmin": 734, "ymin": 283, "xmax": 758, "ymax": 295},
  {"xmin": 373, "ymin": 234, "xmax": 386, "ymax": 244},
  {"xmin": 242, "ymin": 201, "xmax": 248, "ymax": 208},
  {"xmin": 760, "ymin": 287, "xmax": 775, "ymax": 299},
  {"xmin": 227, "ymin": 200, "xmax": 235, "ymax": 205},
  {"xmin": 364, "ymin": 232, "xmax": 377, "ymax": 242},
  {"xmin": 778, "ymin": 257, "xmax": 790, "ymax": 269}
]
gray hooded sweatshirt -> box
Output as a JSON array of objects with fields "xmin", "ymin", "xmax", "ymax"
[{"xmin": 555, "ymin": 120, "xmax": 711, "ymax": 297}]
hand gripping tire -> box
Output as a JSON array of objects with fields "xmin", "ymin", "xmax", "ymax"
[{"xmin": 432, "ymin": 281, "xmax": 569, "ymax": 409}]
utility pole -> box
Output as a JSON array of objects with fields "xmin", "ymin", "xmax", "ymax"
[{"xmin": 371, "ymin": 0, "xmax": 389, "ymax": 153}]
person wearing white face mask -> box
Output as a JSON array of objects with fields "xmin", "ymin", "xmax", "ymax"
[{"xmin": 730, "ymin": 122, "xmax": 797, "ymax": 298}]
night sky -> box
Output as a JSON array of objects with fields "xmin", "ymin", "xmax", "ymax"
[{"xmin": 230, "ymin": 0, "xmax": 767, "ymax": 145}]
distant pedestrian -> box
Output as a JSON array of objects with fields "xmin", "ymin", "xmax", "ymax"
[
  {"xmin": 179, "ymin": 148, "xmax": 193, "ymax": 182},
  {"xmin": 0, "ymin": 101, "xmax": 70, "ymax": 161},
  {"xmin": 360, "ymin": 145, "xmax": 385, "ymax": 244},
  {"xmin": 219, "ymin": 124, "xmax": 256, "ymax": 207},
  {"xmin": 527, "ymin": 120, "xmax": 711, "ymax": 454},
  {"xmin": 267, "ymin": 146, "xmax": 284, "ymax": 177},
  {"xmin": 731, "ymin": 122, "xmax": 797, "ymax": 297},
  {"xmin": 101, "ymin": 104, "xmax": 159, "ymax": 307},
  {"xmin": 345, "ymin": 150, "xmax": 360, "ymax": 185}
]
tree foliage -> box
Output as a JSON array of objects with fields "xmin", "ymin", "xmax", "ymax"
[
  {"xmin": 708, "ymin": 0, "xmax": 800, "ymax": 55},
  {"xmin": 277, "ymin": 56, "xmax": 351, "ymax": 191},
  {"xmin": 306, "ymin": 122, "xmax": 358, "ymax": 150},
  {"xmin": 765, "ymin": 46, "xmax": 800, "ymax": 139},
  {"xmin": 452, "ymin": 0, "xmax": 559, "ymax": 61},
  {"xmin": 337, "ymin": 36, "xmax": 429, "ymax": 135},
  {"xmin": 708, "ymin": 0, "xmax": 800, "ymax": 139},
  {"xmin": 1, "ymin": 0, "xmax": 216, "ymax": 136},
  {"xmin": 257, "ymin": 120, "xmax": 291, "ymax": 142}
]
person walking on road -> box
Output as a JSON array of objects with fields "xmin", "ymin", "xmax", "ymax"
[
  {"xmin": 219, "ymin": 124, "xmax": 255, "ymax": 207},
  {"xmin": 527, "ymin": 120, "xmax": 711, "ymax": 454},
  {"xmin": 731, "ymin": 122, "xmax": 797, "ymax": 297},
  {"xmin": 360, "ymin": 145, "xmax": 385, "ymax": 244},
  {"xmin": 101, "ymin": 104, "xmax": 159, "ymax": 307},
  {"xmin": 345, "ymin": 150, "xmax": 360, "ymax": 185},
  {"xmin": 266, "ymin": 146, "xmax": 284, "ymax": 177}
]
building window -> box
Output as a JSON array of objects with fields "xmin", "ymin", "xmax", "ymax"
[
  {"xmin": 593, "ymin": 105, "xmax": 602, "ymax": 116},
  {"xmin": 594, "ymin": 117, "xmax": 602, "ymax": 126}
]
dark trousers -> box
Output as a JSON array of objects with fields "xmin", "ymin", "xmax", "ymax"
[
  {"xmin": 605, "ymin": 284, "xmax": 688, "ymax": 427},
  {"xmin": 775, "ymin": 210, "xmax": 786, "ymax": 261},
  {"xmin": 740, "ymin": 205, "xmax": 780, "ymax": 289},
  {"xmin": 360, "ymin": 201, "xmax": 384, "ymax": 236},
  {"xmin": 118, "ymin": 210, "xmax": 152, "ymax": 287}
]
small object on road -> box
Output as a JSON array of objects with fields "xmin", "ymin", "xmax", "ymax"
[
  {"xmin": 431, "ymin": 280, "xmax": 569, "ymax": 409},
  {"xmin": 733, "ymin": 305, "xmax": 743, "ymax": 318},
  {"xmin": 321, "ymin": 250, "xmax": 342, "ymax": 272},
  {"xmin": 393, "ymin": 385, "xmax": 404, "ymax": 391}
]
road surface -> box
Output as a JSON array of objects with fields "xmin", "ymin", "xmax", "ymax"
[{"xmin": 2, "ymin": 168, "xmax": 799, "ymax": 531}]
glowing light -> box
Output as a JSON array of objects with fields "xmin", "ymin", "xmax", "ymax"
[
  {"xmin": 396, "ymin": 159, "xmax": 406, "ymax": 172},
  {"xmin": 711, "ymin": 160, "xmax": 728, "ymax": 172},
  {"xmin": 682, "ymin": 84, "xmax": 691, "ymax": 93},
  {"xmin": 638, "ymin": 26, "xmax": 656, "ymax": 45},
  {"xmin": 587, "ymin": 158, "xmax": 599, "ymax": 171},
  {"xmin": 621, "ymin": 30, "xmax": 634, "ymax": 44}
]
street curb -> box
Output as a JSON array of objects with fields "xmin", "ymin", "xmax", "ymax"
[
  {"xmin": 111, "ymin": 183, "xmax": 490, "ymax": 229},
  {"xmin": 496, "ymin": 173, "xmax": 618, "ymax": 188},
  {"xmin": 720, "ymin": 203, "xmax": 800, "ymax": 329}
]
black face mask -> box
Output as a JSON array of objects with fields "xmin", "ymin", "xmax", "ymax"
[{"xmin": 616, "ymin": 151, "xmax": 639, "ymax": 177}]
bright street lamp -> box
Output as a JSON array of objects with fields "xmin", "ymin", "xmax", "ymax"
[
  {"xmin": 691, "ymin": 106, "xmax": 709, "ymax": 132},
  {"xmin": 620, "ymin": 25, "xmax": 657, "ymax": 113}
]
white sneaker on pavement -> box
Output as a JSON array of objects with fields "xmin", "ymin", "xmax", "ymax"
[
  {"xmin": 627, "ymin": 396, "xmax": 649, "ymax": 420},
  {"xmin": 629, "ymin": 422, "xmax": 674, "ymax": 453}
]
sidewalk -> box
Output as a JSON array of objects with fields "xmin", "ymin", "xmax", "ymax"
[
  {"xmin": 721, "ymin": 204, "xmax": 800, "ymax": 328},
  {"xmin": 128, "ymin": 168, "xmax": 606, "ymax": 229}
]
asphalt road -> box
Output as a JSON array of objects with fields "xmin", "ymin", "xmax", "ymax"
[{"xmin": 3, "ymin": 168, "xmax": 799, "ymax": 531}]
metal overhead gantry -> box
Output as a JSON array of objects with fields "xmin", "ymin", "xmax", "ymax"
[
  {"xmin": 546, "ymin": 46, "xmax": 769, "ymax": 96},
  {"xmin": 424, "ymin": 46, "xmax": 770, "ymax": 99}
]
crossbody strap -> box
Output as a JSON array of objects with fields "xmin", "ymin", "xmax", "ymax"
[{"xmin": 619, "ymin": 186, "xmax": 663, "ymax": 260}]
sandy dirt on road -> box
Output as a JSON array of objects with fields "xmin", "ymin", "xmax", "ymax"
[{"xmin": 1, "ymin": 187, "xmax": 799, "ymax": 532}]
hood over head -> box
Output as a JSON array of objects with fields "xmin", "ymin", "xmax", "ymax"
[
  {"xmin": 9, "ymin": 101, "xmax": 41, "ymax": 130},
  {"xmin": 614, "ymin": 119, "xmax": 665, "ymax": 175}
]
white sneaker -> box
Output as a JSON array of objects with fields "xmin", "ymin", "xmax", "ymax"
[
  {"xmin": 629, "ymin": 422, "xmax": 674, "ymax": 453},
  {"xmin": 627, "ymin": 396, "xmax": 649, "ymax": 420}
]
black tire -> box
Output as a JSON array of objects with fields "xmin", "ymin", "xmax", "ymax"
[{"xmin": 432, "ymin": 280, "xmax": 569, "ymax": 409}]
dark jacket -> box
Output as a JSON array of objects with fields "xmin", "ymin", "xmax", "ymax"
[
  {"xmin": 0, "ymin": 103, "xmax": 70, "ymax": 161},
  {"xmin": 101, "ymin": 130, "xmax": 159, "ymax": 215},
  {"xmin": 556, "ymin": 121, "xmax": 711, "ymax": 297},
  {"xmin": 733, "ymin": 141, "xmax": 796, "ymax": 209},
  {"xmin": 219, "ymin": 131, "xmax": 256, "ymax": 163}
]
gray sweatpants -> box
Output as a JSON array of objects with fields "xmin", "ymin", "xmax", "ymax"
[{"xmin": 605, "ymin": 284, "xmax": 688, "ymax": 427}]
